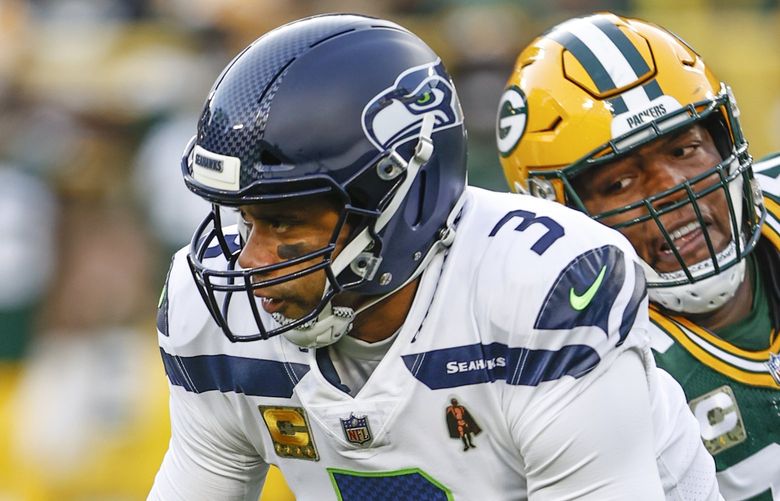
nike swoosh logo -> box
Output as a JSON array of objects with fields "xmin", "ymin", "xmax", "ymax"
[{"xmin": 569, "ymin": 265, "xmax": 607, "ymax": 311}]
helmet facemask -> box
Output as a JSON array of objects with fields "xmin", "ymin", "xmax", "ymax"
[
  {"xmin": 529, "ymin": 87, "xmax": 766, "ymax": 313},
  {"xmin": 498, "ymin": 13, "xmax": 767, "ymax": 315},
  {"xmin": 186, "ymin": 185, "xmax": 356, "ymax": 345},
  {"xmin": 184, "ymin": 114, "xmax": 449, "ymax": 346}
]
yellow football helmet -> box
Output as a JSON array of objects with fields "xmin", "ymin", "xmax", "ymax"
[{"xmin": 496, "ymin": 12, "xmax": 765, "ymax": 314}]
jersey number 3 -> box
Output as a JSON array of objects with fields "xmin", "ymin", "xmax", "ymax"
[{"xmin": 489, "ymin": 209, "xmax": 565, "ymax": 255}]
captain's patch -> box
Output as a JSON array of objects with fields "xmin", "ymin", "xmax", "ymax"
[
  {"xmin": 259, "ymin": 405, "xmax": 319, "ymax": 461},
  {"xmin": 689, "ymin": 386, "xmax": 746, "ymax": 455}
]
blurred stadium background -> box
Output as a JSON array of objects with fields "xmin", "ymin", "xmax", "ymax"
[{"xmin": 0, "ymin": 0, "xmax": 778, "ymax": 499}]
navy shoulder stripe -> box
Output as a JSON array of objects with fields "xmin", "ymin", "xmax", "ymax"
[
  {"xmin": 156, "ymin": 258, "xmax": 174, "ymax": 337},
  {"xmin": 402, "ymin": 342, "xmax": 599, "ymax": 390},
  {"xmin": 535, "ymin": 244, "xmax": 626, "ymax": 335},
  {"xmin": 618, "ymin": 261, "xmax": 647, "ymax": 346},
  {"xmin": 203, "ymin": 233, "xmax": 241, "ymax": 259},
  {"xmin": 160, "ymin": 348, "xmax": 308, "ymax": 398}
]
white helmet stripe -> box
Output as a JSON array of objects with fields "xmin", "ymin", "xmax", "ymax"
[
  {"xmin": 551, "ymin": 15, "xmax": 665, "ymax": 116},
  {"xmin": 556, "ymin": 17, "xmax": 641, "ymax": 88}
]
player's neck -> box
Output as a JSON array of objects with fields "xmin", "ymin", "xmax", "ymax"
[
  {"xmin": 343, "ymin": 278, "xmax": 421, "ymax": 344},
  {"xmin": 686, "ymin": 270, "xmax": 754, "ymax": 333}
]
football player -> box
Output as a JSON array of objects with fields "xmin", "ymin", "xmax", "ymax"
[
  {"xmin": 497, "ymin": 12, "xmax": 780, "ymax": 500},
  {"xmin": 149, "ymin": 13, "xmax": 720, "ymax": 500}
]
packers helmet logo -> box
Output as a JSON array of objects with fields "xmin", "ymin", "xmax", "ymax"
[
  {"xmin": 496, "ymin": 86, "xmax": 527, "ymax": 157},
  {"xmin": 362, "ymin": 59, "xmax": 462, "ymax": 151}
]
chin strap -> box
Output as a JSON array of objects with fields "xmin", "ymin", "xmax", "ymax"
[
  {"xmin": 281, "ymin": 189, "xmax": 465, "ymax": 348},
  {"xmin": 342, "ymin": 187, "xmax": 464, "ymax": 318},
  {"xmin": 644, "ymin": 241, "xmax": 747, "ymax": 314},
  {"xmin": 275, "ymin": 303, "xmax": 355, "ymax": 348},
  {"xmin": 329, "ymin": 112, "xmax": 436, "ymax": 279}
]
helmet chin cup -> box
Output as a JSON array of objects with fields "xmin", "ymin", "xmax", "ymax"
[
  {"xmin": 280, "ymin": 303, "xmax": 355, "ymax": 348},
  {"xmin": 647, "ymin": 259, "xmax": 746, "ymax": 314}
]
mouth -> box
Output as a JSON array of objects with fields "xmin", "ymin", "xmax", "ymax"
[
  {"xmin": 660, "ymin": 220, "xmax": 707, "ymax": 254},
  {"xmin": 259, "ymin": 296, "xmax": 286, "ymax": 314},
  {"xmin": 653, "ymin": 217, "xmax": 724, "ymax": 271}
]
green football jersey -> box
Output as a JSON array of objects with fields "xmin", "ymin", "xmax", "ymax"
[{"xmin": 649, "ymin": 155, "xmax": 780, "ymax": 501}]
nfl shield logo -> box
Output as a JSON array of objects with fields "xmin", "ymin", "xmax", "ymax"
[
  {"xmin": 766, "ymin": 352, "xmax": 780, "ymax": 386},
  {"xmin": 340, "ymin": 413, "xmax": 372, "ymax": 445}
]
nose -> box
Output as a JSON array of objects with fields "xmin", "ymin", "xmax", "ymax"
[
  {"xmin": 237, "ymin": 227, "xmax": 279, "ymax": 271},
  {"xmin": 644, "ymin": 158, "xmax": 690, "ymax": 211}
]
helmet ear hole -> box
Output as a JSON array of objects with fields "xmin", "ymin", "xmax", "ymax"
[
  {"xmin": 260, "ymin": 149, "xmax": 283, "ymax": 166},
  {"xmin": 408, "ymin": 170, "xmax": 427, "ymax": 227}
]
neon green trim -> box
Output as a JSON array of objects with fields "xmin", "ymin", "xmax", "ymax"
[
  {"xmin": 327, "ymin": 467, "xmax": 453, "ymax": 501},
  {"xmin": 416, "ymin": 92, "xmax": 432, "ymax": 104},
  {"xmin": 569, "ymin": 265, "xmax": 607, "ymax": 311},
  {"xmin": 157, "ymin": 284, "xmax": 167, "ymax": 309}
]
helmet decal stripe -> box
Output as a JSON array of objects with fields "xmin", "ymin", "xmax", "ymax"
[
  {"xmin": 547, "ymin": 29, "xmax": 629, "ymax": 114},
  {"xmin": 547, "ymin": 29, "xmax": 619, "ymax": 93},
  {"xmin": 551, "ymin": 17, "xmax": 667, "ymax": 115},
  {"xmin": 607, "ymin": 96, "xmax": 629, "ymax": 116},
  {"xmin": 554, "ymin": 18, "xmax": 640, "ymax": 87},
  {"xmin": 643, "ymin": 79, "xmax": 664, "ymax": 100},
  {"xmin": 591, "ymin": 17, "xmax": 665, "ymax": 102},
  {"xmin": 590, "ymin": 17, "xmax": 650, "ymax": 77}
]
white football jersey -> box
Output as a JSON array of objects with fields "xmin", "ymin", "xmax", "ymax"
[{"xmin": 150, "ymin": 187, "xmax": 719, "ymax": 500}]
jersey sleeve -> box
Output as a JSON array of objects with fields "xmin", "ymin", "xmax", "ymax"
[
  {"xmin": 754, "ymin": 152, "xmax": 780, "ymax": 199},
  {"xmin": 474, "ymin": 195, "xmax": 724, "ymax": 498},
  {"xmin": 476, "ymin": 197, "xmax": 668, "ymax": 496},
  {"xmin": 518, "ymin": 349, "xmax": 665, "ymax": 499},
  {"xmin": 148, "ymin": 387, "xmax": 268, "ymax": 501},
  {"xmin": 476, "ymin": 197, "xmax": 651, "ymax": 389},
  {"xmin": 149, "ymin": 249, "xmax": 268, "ymax": 501}
]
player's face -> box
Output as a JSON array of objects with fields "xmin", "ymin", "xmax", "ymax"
[
  {"xmin": 237, "ymin": 196, "xmax": 351, "ymax": 321},
  {"xmin": 572, "ymin": 125, "xmax": 732, "ymax": 273}
]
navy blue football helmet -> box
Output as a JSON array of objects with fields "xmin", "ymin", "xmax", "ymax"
[{"xmin": 182, "ymin": 14, "xmax": 467, "ymax": 345}]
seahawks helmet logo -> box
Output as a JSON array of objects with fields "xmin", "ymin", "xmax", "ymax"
[
  {"xmin": 496, "ymin": 86, "xmax": 528, "ymax": 157},
  {"xmin": 362, "ymin": 59, "xmax": 463, "ymax": 151}
]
